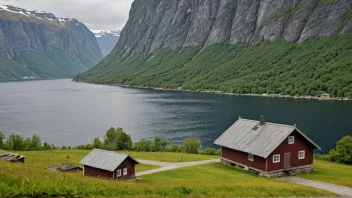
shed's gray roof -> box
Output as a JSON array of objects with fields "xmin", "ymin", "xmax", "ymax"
[
  {"xmin": 214, "ymin": 118, "xmax": 320, "ymax": 158},
  {"xmin": 80, "ymin": 149, "xmax": 139, "ymax": 172}
]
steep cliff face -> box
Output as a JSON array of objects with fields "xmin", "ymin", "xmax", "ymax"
[
  {"xmin": 0, "ymin": 5, "xmax": 103, "ymax": 81},
  {"xmin": 76, "ymin": 0, "xmax": 352, "ymax": 98},
  {"xmin": 114, "ymin": 0, "xmax": 351, "ymax": 55}
]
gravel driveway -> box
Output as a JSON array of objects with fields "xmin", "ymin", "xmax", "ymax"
[
  {"xmin": 136, "ymin": 159, "xmax": 220, "ymax": 176},
  {"xmin": 278, "ymin": 176, "xmax": 352, "ymax": 196}
]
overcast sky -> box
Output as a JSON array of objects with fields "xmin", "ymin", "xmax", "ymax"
[{"xmin": 0, "ymin": 0, "xmax": 133, "ymax": 31}]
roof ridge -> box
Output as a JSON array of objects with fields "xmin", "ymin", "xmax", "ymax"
[
  {"xmin": 240, "ymin": 118, "xmax": 295, "ymax": 128},
  {"xmin": 238, "ymin": 118, "xmax": 257, "ymax": 122},
  {"xmin": 93, "ymin": 148, "xmax": 129, "ymax": 156},
  {"xmin": 265, "ymin": 122, "xmax": 295, "ymax": 128}
]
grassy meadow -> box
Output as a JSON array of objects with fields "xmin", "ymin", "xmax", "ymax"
[
  {"xmin": 299, "ymin": 160, "xmax": 352, "ymax": 188},
  {"xmin": 8, "ymin": 149, "xmax": 219, "ymax": 165},
  {"xmin": 0, "ymin": 149, "xmax": 338, "ymax": 197}
]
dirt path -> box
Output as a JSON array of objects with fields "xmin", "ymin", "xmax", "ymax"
[
  {"xmin": 278, "ymin": 176, "xmax": 352, "ymax": 196},
  {"xmin": 136, "ymin": 159, "xmax": 220, "ymax": 176}
]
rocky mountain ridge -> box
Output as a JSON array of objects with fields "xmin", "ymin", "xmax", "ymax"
[
  {"xmin": 114, "ymin": 0, "xmax": 352, "ymax": 56},
  {"xmin": 0, "ymin": 5, "xmax": 103, "ymax": 81}
]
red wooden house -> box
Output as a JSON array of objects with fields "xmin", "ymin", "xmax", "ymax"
[
  {"xmin": 80, "ymin": 149, "xmax": 139, "ymax": 179},
  {"xmin": 214, "ymin": 116, "xmax": 321, "ymax": 177}
]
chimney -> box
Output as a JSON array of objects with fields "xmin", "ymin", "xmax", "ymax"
[{"xmin": 260, "ymin": 116, "xmax": 265, "ymax": 126}]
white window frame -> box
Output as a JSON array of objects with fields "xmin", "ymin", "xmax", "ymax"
[
  {"xmin": 298, "ymin": 150, "xmax": 305, "ymax": 159},
  {"xmin": 273, "ymin": 154, "xmax": 280, "ymax": 163},
  {"xmin": 288, "ymin": 136, "xmax": 294, "ymax": 144},
  {"xmin": 116, "ymin": 169, "xmax": 121, "ymax": 177},
  {"xmin": 248, "ymin": 154, "xmax": 254, "ymax": 161},
  {"xmin": 123, "ymin": 168, "xmax": 127, "ymax": 176}
]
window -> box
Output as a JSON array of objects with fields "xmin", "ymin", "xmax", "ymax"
[
  {"xmin": 288, "ymin": 136, "xmax": 294, "ymax": 144},
  {"xmin": 299, "ymin": 150, "xmax": 305, "ymax": 159},
  {"xmin": 273, "ymin": 154, "xmax": 280, "ymax": 163},
  {"xmin": 248, "ymin": 154, "xmax": 254, "ymax": 161},
  {"xmin": 123, "ymin": 168, "xmax": 127, "ymax": 176},
  {"xmin": 116, "ymin": 169, "xmax": 121, "ymax": 177}
]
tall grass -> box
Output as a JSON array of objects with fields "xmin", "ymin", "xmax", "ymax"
[{"xmin": 0, "ymin": 150, "xmax": 337, "ymax": 197}]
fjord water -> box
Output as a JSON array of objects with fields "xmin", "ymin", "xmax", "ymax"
[{"xmin": 0, "ymin": 79, "xmax": 351, "ymax": 153}]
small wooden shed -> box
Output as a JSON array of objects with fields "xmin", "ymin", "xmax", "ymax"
[
  {"xmin": 214, "ymin": 116, "xmax": 321, "ymax": 177},
  {"xmin": 80, "ymin": 149, "xmax": 139, "ymax": 179}
]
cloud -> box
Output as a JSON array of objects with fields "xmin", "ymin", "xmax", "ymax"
[{"xmin": 0, "ymin": 0, "xmax": 133, "ymax": 30}]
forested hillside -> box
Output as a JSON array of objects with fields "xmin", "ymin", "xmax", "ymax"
[{"xmin": 75, "ymin": 0, "xmax": 352, "ymax": 98}]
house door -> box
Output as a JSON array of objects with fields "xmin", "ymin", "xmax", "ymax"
[{"xmin": 284, "ymin": 153, "xmax": 291, "ymax": 169}]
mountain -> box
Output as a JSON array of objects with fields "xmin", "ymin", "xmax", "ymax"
[
  {"xmin": 93, "ymin": 30, "xmax": 120, "ymax": 56},
  {"xmin": 0, "ymin": 5, "xmax": 103, "ymax": 81},
  {"xmin": 75, "ymin": 0, "xmax": 352, "ymax": 98}
]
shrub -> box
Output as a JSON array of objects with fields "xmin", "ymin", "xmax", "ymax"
[
  {"xmin": 104, "ymin": 127, "xmax": 133, "ymax": 150},
  {"xmin": 200, "ymin": 148, "xmax": 220, "ymax": 156},
  {"xmin": 170, "ymin": 144, "xmax": 180, "ymax": 152},
  {"xmin": 329, "ymin": 135, "xmax": 352, "ymax": 164},
  {"xmin": 182, "ymin": 138, "xmax": 201, "ymax": 154}
]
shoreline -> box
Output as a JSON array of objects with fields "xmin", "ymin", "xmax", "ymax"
[
  {"xmin": 76, "ymin": 81, "xmax": 352, "ymax": 102},
  {"xmin": 0, "ymin": 78, "xmax": 71, "ymax": 84}
]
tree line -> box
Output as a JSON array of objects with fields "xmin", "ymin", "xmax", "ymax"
[
  {"xmin": 2, "ymin": 129, "xmax": 350, "ymax": 163},
  {"xmin": 75, "ymin": 127, "xmax": 219, "ymax": 155},
  {"xmin": 1, "ymin": 128, "xmax": 218, "ymax": 155},
  {"xmin": 0, "ymin": 131, "xmax": 55, "ymax": 151}
]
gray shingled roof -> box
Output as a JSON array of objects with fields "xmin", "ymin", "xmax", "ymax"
[
  {"xmin": 80, "ymin": 149, "xmax": 139, "ymax": 172},
  {"xmin": 214, "ymin": 118, "xmax": 320, "ymax": 158}
]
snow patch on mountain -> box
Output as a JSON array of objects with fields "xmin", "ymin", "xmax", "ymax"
[
  {"xmin": 92, "ymin": 30, "xmax": 121, "ymax": 38},
  {"xmin": 0, "ymin": 5, "xmax": 30, "ymax": 17},
  {"xmin": 0, "ymin": 5, "xmax": 84, "ymax": 28}
]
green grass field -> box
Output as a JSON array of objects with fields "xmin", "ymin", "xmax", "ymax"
[
  {"xmin": 0, "ymin": 149, "xmax": 168, "ymax": 173},
  {"xmin": 299, "ymin": 160, "xmax": 352, "ymax": 188},
  {"xmin": 0, "ymin": 149, "xmax": 337, "ymax": 197},
  {"xmin": 10, "ymin": 149, "xmax": 218, "ymax": 165}
]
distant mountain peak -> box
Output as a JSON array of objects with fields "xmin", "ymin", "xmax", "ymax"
[
  {"xmin": 92, "ymin": 30, "xmax": 121, "ymax": 38},
  {"xmin": 0, "ymin": 5, "xmax": 81, "ymax": 26}
]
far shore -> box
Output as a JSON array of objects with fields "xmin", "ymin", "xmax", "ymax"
[{"xmin": 76, "ymin": 81, "xmax": 352, "ymax": 102}]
